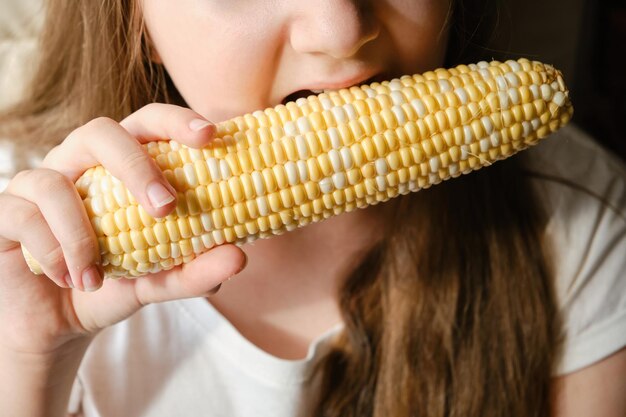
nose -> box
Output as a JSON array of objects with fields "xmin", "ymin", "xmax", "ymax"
[{"xmin": 289, "ymin": 0, "xmax": 380, "ymax": 59}]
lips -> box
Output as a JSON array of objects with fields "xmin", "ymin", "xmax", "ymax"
[{"xmin": 280, "ymin": 72, "xmax": 389, "ymax": 106}]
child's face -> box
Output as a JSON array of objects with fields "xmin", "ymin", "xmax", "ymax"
[{"xmin": 142, "ymin": 0, "xmax": 452, "ymax": 122}]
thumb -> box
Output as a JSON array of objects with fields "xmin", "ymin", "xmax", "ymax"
[{"xmin": 72, "ymin": 244, "xmax": 247, "ymax": 332}]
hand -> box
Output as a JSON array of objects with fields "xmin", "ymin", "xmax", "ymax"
[{"xmin": 0, "ymin": 104, "xmax": 247, "ymax": 357}]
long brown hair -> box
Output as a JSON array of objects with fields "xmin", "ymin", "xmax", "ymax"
[
  {"xmin": 1, "ymin": 1, "xmax": 562, "ymax": 416},
  {"xmin": 312, "ymin": 1, "xmax": 562, "ymax": 416}
]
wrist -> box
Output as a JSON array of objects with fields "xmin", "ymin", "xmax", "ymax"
[{"xmin": 0, "ymin": 337, "xmax": 92, "ymax": 417}]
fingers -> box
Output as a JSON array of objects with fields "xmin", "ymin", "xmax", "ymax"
[
  {"xmin": 41, "ymin": 106, "xmax": 216, "ymax": 220},
  {"xmin": 0, "ymin": 193, "xmax": 71, "ymax": 288},
  {"xmin": 119, "ymin": 103, "xmax": 216, "ymax": 148},
  {"xmin": 132, "ymin": 244, "xmax": 247, "ymax": 305},
  {"xmin": 41, "ymin": 117, "xmax": 178, "ymax": 219},
  {"xmin": 5, "ymin": 169, "xmax": 101, "ymax": 290},
  {"xmin": 71, "ymin": 245, "xmax": 247, "ymax": 332}
]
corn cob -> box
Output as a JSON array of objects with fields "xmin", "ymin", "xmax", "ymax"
[{"xmin": 21, "ymin": 58, "xmax": 573, "ymax": 278}]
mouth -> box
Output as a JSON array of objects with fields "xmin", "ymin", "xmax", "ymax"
[{"xmin": 280, "ymin": 72, "xmax": 389, "ymax": 106}]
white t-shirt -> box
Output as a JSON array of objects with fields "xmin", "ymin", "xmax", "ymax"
[{"xmin": 0, "ymin": 123, "xmax": 625, "ymax": 416}]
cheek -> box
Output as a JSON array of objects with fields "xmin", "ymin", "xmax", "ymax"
[
  {"xmin": 381, "ymin": 0, "xmax": 452, "ymax": 73},
  {"xmin": 142, "ymin": 2, "xmax": 280, "ymax": 120}
]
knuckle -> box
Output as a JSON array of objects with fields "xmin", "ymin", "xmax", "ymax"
[
  {"xmin": 67, "ymin": 117, "xmax": 118, "ymax": 144},
  {"xmin": 62, "ymin": 233, "xmax": 99, "ymax": 262},
  {"xmin": 120, "ymin": 148, "xmax": 154, "ymax": 173},
  {"xmin": 85, "ymin": 116, "xmax": 118, "ymax": 131},
  {"xmin": 30, "ymin": 169, "xmax": 73, "ymax": 194},
  {"xmin": 12, "ymin": 203, "xmax": 44, "ymax": 227},
  {"xmin": 140, "ymin": 103, "xmax": 164, "ymax": 114},
  {"xmin": 40, "ymin": 245, "xmax": 67, "ymax": 271}
]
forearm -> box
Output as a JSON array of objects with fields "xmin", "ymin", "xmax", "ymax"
[{"xmin": 0, "ymin": 340, "xmax": 91, "ymax": 417}]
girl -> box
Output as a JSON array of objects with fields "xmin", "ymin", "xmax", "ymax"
[{"xmin": 0, "ymin": 1, "xmax": 625, "ymax": 416}]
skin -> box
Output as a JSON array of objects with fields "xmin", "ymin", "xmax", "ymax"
[
  {"xmin": 141, "ymin": 0, "xmax": 452, "ymax": 360},
  {"xmin": 0, "ymin": 1, "xmax": 623, "ymax": 416}
]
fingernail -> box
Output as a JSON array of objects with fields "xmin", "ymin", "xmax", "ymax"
[
  {"xmin": 241, "ymin": 251, "xmax": 248, "ymax": 271},
  {"xmin": 189, "ymin": 118, "xmax": 214, "ymax": 132},
  {"xmin": 63, "ymin": 273, "xmax": 74, "ymax": 288},
  {"xmin": 147, "ymin": 181, "xmax": 176, "ymax": 208},
  {"xmin": 82, "ymin": 265, "xmax": 102, "ymax": 292}
]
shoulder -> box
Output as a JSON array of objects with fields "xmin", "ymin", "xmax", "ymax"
[{"xmin": 522, "ymin": 124, "xmax": 626, "ymax": 375}]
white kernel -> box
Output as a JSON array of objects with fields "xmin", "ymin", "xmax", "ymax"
[
  {"xmin": 340, "ymin": 147, "xmax": 354, "ymax": 169},
  {"xmin": 256, "ymin": 195, "xmax": 269, "ymax": 216},
  {"xmin": 219, "ymin": 159, "xmax": 231, "ymax": 179},
  {"xmin": 391, "ymin": 105, "xmax": 407, "ymax": 125},
  {"xmin": 113, "ymin": 185, "xmax": 129, "ymax": 207},
  {"xmin": 477, "ymin": 61, "xmax": 489, "ymax": 68},
  {"xmin": 508, "ymin": 88, "xmax": 520, "ymax": 105},
  {"xmin": 481, "ymin": 116, "xmax": 494, "ymax": 135},
  {"xmin": 284, "ymin": 161, "xmax": 299, "ymax": 185},
  {"xmin": 284, "ymin": 121, "xmax": 298, "ymax": 136},
  {"xmin": 321, "ymin": 98, "xmax": 334, "ymax": 110},
  {"xmin": 504, "ymin": 72, "xmax": 520, "ymax": 87},
  {"xmin": 295, "ymin": 97, "xmax": 308, "ymax": 107},
  {"xmin": 332, "ymin": 172, "xmax": 347, "ymax": 189},
  {"xmin": 541, "ymin": 84, "xmax": 553, "ymax": 101},
  {"xmin": 364, "ymin": 87, "xmax": 377, "ymax": 98},
  {"xmin": 201, "ymin": 233, "xmax": 214, "ymax": 248},
  {"xmin": 189, "ymin": 148, "xmax": 203, "ymax": 161},
  {"xmin": 463, "ymin": 125, "xmax": 474, "ymax": 144},
  {"xmin": 429, "ymin": 156, "xmax": 440, "ymax": 173},
  {"xmin": 212, "ymin": 230, "xmax": 225, "ymax": 245},
  {"xmin": 375, "ymin": 158, "xmax": 389, "ymax": 175},
  {"xmin": 479, "ymin": 68, "xmax": 491, "ymax": 80},
  {"xmin": 319, "ymin": 177, "xmax": 334, "ymax": 193},
  {"xmin": 200, "ymin": 213, "xmax": 213, "ymax": 231},
  {"xmin": 331, "ymin": 106, "xmax": 348, "ymax": 124},
  {"xmin": 480, "ymin": 138, "xmax": 490, "ymax": 153},
  {"xmin": 490, "ymin": 132, "xmax": 501, "ymax": 147},
  {"xmin": 295, "ymin": 135, "xmax": 310, "ymax": 159},
  {"xmin": 207, "ymin": 158, "xmax": 220, "ymax": 181},
  {"xmin": 183, "ymin": 164, "xmax": 198, "ymax": 187},
  {"xmin": 390, "ymin": 91, "xmax": 405, "ymax": 105},
  {"xmin": 531, "ymin": 118, "xmax": 541, "ymax": 130},
  {"xmin": 328, "ymin": 149, "xmax": 343, "ymax": 173},
  {"xmin": 343, "ymin": 103, "xmax": 358, "ymax": 120},
  {"xmin": 460, "ymin": 145, "xmax": 470, "ymax": 160},
  {"xmin": 552, "ymin": 91, "xmax": 566, "ymax": 107},
  {"xmin": 252, "ymin": 171, "xmax": 265, "ymax": 196},
  {"xmin": 191, "ymin": 237, "xmax": 203, "ymax": 253},
  {"xmin": 91, "ymin": 195, "xmax": 105, "ymax": 216},
  {"xmin": 449, "ymin": 163, "xmax": 460, "ymax": 176},
  {"xmin": 438, "ymin": 79, "xmax": 452, "ymax": 92},
  {"xmin": 522, "ymin": 121, "xmax": 532, "ymax": 137},
  {"xmin": 375, "ymin": 176, "xmax": 387, "ymax": 191},
  {"xmin": 496, "ymin": 76, "xmax": 508, "ymax": 91},
  {"xmin": 296, "ymin": 116, "xmax": 312, "ymax": 133},
  {"xmin": 328, "ymin": 127, "xmax": 342, "ymax": 148},
  {"xmin": 529, "ymin": 84, "xmax": 540, "ymax": 100},
  {"xmin": 410, "ymin": 98, "xmax": 427, "ymax": 118},
  {"xmin": 296, "ymin": 160, "xmax": 309, "ymax": 181},
  {"xmin": 454, "ymin": 88, "xmax": 469, "ymax": 105},
  {"xmin": 507, "ymin": 60, "xmax": 522, "ymax": 72},
  {"xmin": 170, "ymin": 243, "xmax": 181, "ymax": 259},
  {"xmin": 389, "ymin": 80, "xmax": 403, "ymax": 91},
  {"xmin": 497, "ymin": 90, "xmax": 510, "ymax": 111}
]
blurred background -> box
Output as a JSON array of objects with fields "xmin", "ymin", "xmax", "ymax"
[{"xmin": 1, "ymin": 0, "xmax": 624, "ymax": 161}]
